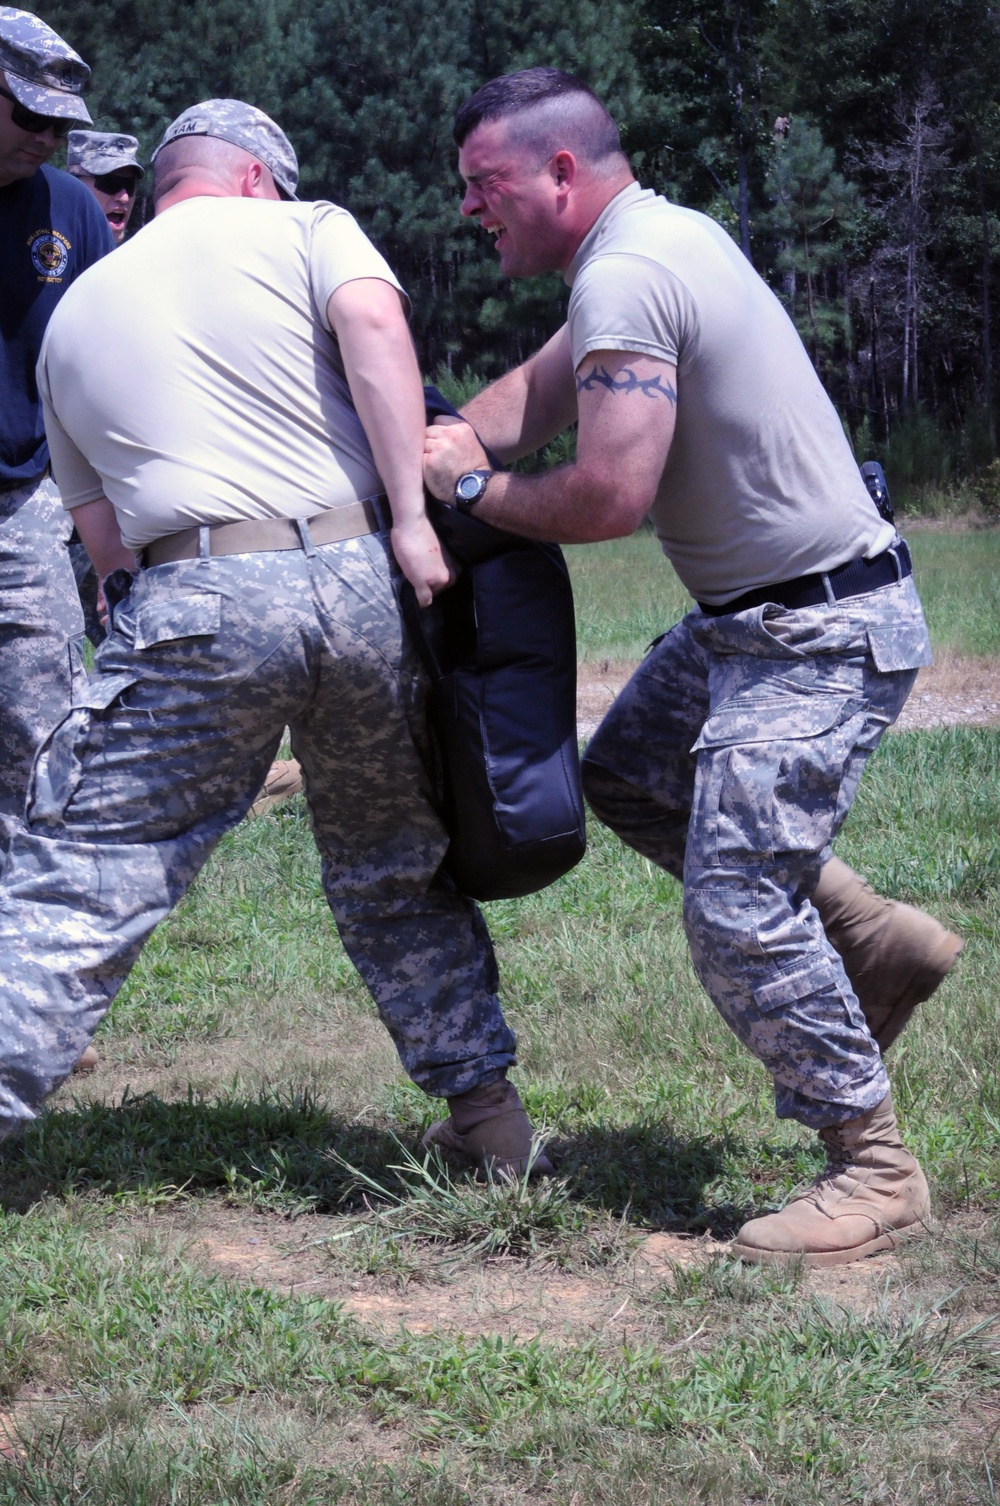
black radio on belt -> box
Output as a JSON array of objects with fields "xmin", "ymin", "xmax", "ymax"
[{"xmin": 860, "ymin": 460, "xmax": 894, "ymax": 523}]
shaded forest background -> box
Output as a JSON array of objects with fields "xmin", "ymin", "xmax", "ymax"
[{"xmin": 43, "ymin": 0, "xmax": 1000, "ymax": 494}]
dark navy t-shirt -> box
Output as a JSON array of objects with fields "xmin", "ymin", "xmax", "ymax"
[{"xmin": 0, "ymin": 163, "xmax": 114, "ymax": 487}]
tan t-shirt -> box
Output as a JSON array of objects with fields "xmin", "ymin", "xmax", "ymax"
[
  {"xmin": 37, "ymin": 196, "xmax": 406, "ymax": 548},
  {"xmin": 566, "ymin": 184, "xmax": 893, "ymax": 605}
]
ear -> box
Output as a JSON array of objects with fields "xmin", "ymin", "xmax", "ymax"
[
  {"xmin": 551, "ymin": 150, "xmax": 578, "ymax": 196},
  {"xmin": 241, "ymin": 159, "xmax": 266, "ymax": 198}
]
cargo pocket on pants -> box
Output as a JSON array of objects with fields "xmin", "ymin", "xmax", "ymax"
[
  {"xmin": 691, "ymin": 694, "xmax": 867, "ymax": 864},
  {"xmin": 27, "ymin": 671, "xmax": 139, "ymax": 827}
]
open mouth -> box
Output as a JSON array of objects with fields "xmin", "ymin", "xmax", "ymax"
[{"xmin": 107, "ymin": 210, "xmax": 127, "ymax": 228}]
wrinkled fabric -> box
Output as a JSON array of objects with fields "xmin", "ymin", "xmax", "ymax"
[
  {"xmin": 0, "ymin": 529, "xmax": 516, "ymax": 1135},
  {"xmin": 0, "ymin": 474, "xmax": 86, "ymax": 842},
  {"xmin": 583, "ymin": 573, "xmax": 931, "ymax": 1128}
]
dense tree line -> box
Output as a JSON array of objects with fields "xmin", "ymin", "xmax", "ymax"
[{"xmin": 43, "ymin": 0, "xmax": 1000, "ymax": 485}]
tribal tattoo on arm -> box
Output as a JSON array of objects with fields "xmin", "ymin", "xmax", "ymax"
[{"xmin": 575, "ymin": 364, "xmax": 678, "ymax": 402}]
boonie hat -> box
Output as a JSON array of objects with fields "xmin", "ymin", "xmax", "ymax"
[
  {"xmin": 153, "ymin": 99, "xmax": 298, "ymax": 199},
  {"xmin": 0, "ymin": 7, "xmax": 92, "ymax": 123},
  {"xmin": 67, "ymin": 130, "xmax": 144, "ymax": 178}
]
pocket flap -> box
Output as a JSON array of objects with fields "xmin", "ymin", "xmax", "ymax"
[
  {"xmin": 77, "ymin": 671, "xmax": 139, "ymax": 711},
  {"xmin": 692, "ymin": 695, "xmax": 862, "ymax": 751},
  {"xmin": 754, "ymin": 954, "xmax": 841, "ymax": 1013},
  {"xmin": 134, "ymin": 594, "xmax": 221, "ymax": 650},
  {"xmin": 867, "ymin": 624, "xmax": 933, "ymax": 673}
]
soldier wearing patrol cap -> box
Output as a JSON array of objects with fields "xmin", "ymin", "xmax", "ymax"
[
  {"xmin": 67, "ymin": 129, "xmax": 143, "ymax": 244},
  {"xmin": 0, "ymin": 99, "xmax": 547, "ymax": 1183},
  {"xmin": 0, "ymin": 9, "xmax": 112, "ymax": 855}
]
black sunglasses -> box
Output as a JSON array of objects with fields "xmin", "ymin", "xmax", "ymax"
[
  {"xmin": 0, "ymin": 84, "xmax": 72, "ymax": 138},
  {"xmin": 93, "ymin": 171, "xmax": 138, "ymax": 195}
]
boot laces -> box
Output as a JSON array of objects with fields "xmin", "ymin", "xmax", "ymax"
[{"xmin": 814, "ymin": 1124, "xmax": 856, "ymax": 1185}]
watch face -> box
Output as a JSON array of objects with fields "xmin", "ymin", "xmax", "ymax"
[{"xmin": 456, "ymin": 472, "xmax": 484, "ymax": 502}]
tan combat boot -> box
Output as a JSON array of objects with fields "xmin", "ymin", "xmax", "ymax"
[
  {"xmin": 72, "ymin": 1044, "xmax": 99, "ymax": 1074},
  {"xmin": 732, "ymin": 1089, "xmax": 930, "ymax": 1267},
  {"xmin": 422, "ymin": 1077, "xmax": 554, "ymax": 1181},
  {"xmin": 813, "ymin": 856, "xmax": 962, "ymax": 1050},
  {"xmin": 248, "ymin": 758, "xmax": 304, "ymax": 818}
]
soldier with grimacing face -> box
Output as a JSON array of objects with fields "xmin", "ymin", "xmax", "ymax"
[{"xmin": 423, "ymin": 67, "xmax": 961, "ymax": 1267}]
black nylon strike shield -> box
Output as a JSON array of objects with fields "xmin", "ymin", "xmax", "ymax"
[
  {"xmin": 411, "ymin": 389, "xmax": 586, "ymax": 900},
  {"xmin": 426, "ymin": 523, "xmax": 584, "ymax": 900}
]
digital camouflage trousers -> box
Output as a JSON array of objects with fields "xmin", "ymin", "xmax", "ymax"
[
  {"xmin": 0, "ymin": 526, "xmax": 516, "ymax": 1136},
  {"xmin": 0, "ymin": 475, "xmax": 86, "ymax": 844},
  {"xmin": 582, "ymin": 570, "xmax": 932, "ymax": 1129}
]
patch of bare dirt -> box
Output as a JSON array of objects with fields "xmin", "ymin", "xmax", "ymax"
[
  {"xmin": 577, "ymin": 654, "xmax": 1000, "ymax": 739},
  {"xmin": 171, "ymin": 1206, "xmax": 921, "ymax": 1342}
]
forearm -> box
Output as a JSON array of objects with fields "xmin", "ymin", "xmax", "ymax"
[
  {"xmin": 471, "ymin": 465, "xmax": 644, "ymax": 544},
  {"xmin": 69, "ymin": 496, "xmax": 138, "ymax": 579},
  {"xmin": 329, "ymin": 279, "xmax": 450, "ymax": 606},
  {"xmin": 461, "ymin": 328, "xmax": 577, "ymax": 461}
]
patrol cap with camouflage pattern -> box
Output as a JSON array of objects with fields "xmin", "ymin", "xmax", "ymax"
[
  {"xmin": 0, "ymin": 7, "xmax": 92, "ymax": 123},
  {"xmin": 67, "ymin": 130, "xmax": 144, "ymax": 178},
  {"xmin": 153, "ymin": 99, "xmax": 298, "ymax": 199}
]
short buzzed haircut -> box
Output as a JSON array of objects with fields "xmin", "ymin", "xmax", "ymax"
[
  {"xmin": 152, "ymin": 135, "xmax": 260, "ymax": 201},
  {"xmin": 453, "ymin": 67, "xmax": 627, "ymax": 175}
]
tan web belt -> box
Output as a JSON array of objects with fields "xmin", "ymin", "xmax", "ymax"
[{"xmin": 142, "ymin": 496, "xmax": 389, "ymax": 567}]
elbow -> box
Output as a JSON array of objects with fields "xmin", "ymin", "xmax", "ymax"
[{"xmin": 573, "ymin": 480, "xmax": 651, "ymax": 542}]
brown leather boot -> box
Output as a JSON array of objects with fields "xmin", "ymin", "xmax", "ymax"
[
  {"xmin": 732, "ymin": 1090, "xmax": 930, "ymax": 1267},
  {"xmin": 813, "ymin": 856, "xmax": 962, "ymax": 1050},
  {"xmin": 248, "ymin": 758, "xmax": 304, "ymax": 819},
  {"xmin": 71, "ymin": 1044, "xmax": 99, "ymax": 1074},
  {"xmin": 421, "ymin": 1078, "xmax": 554, "ymax": 1181}
]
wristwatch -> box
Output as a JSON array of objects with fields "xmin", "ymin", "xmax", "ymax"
[{"xmin": 454, "ymin": 468, "xmax": 492, "ymax": 513}]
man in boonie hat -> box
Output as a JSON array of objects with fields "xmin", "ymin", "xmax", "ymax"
[{"xmin": 67, "ymin": 129, "xmax": 143, "ymax": 244}]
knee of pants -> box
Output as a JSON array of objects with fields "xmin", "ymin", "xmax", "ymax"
[
  {"xmin": 682, "ymin": 871, "xmax": 761, "ymax": 978},
  {"xmin": 582, "ymin": 756, "xmax": 688, "ymax": 879},
  {"xmin": 581, "ymin": 756, "xmax": 634, "ymax": 830}
]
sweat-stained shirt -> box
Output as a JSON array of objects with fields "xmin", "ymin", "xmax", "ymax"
[
  {"xmin": 564, "ymin": 183, "xmax": 893, "ymax": 606},
  {"xmin": 36, "ymin": 195, "xmax": 406, "ymax": 548}
]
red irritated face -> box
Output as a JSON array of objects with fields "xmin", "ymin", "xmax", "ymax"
[{"xmin": 457, "ymin": 118, "xmax": 577, "ymax": 279}]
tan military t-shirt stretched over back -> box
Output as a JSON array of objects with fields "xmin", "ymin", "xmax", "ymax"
[
  {"xmin": 566, "ymin": 184, "xmax": 893, "ymax": 605},
  {"xmin": 37, "ymin": 196, "xmax": 405, "ymax": 548}
]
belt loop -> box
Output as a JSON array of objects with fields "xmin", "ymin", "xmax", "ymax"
[
  {"xmin": 888, "ymin": 543, "xmax": 903, "ymax": 582},
  {"xmin": 295, "ymin": 517, "xmax": 316, "ymax": 556},
  {"xmin": 198, "ymin": 526, "xmax": 211, "ymax": 560},
  {"xmin": 821, "ymin": 571, "xmax": 837, "ymax": 607}
]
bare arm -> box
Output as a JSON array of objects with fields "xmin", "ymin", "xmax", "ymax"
[
  {"xmin": 327, "ymin": 278, "xmax": 450, "ymax": 606},
  {"xmin": 69, "ymin": 495, "xmax": 138, "ymax": 578},
  {"xmin": 459, "ymin": 326, "xmax": 578, "ymax": 462},
  {"xmin": 423, "ymin": 351, "xmax": 677, "ymax": 543}
]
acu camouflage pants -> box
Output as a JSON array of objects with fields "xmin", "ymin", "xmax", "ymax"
[
  {"xmin": 0, "ymin": 527, "xmax": 516, "ymax": 1136},
  {"xmin": 0, "ymin": 475, "xmax": 85, "ymax": 843},
  {"xmin": 582, "ymin": 572, "xmax": 932, "ymax": 1129}
]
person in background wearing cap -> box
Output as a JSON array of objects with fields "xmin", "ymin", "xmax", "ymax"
[
  {"xmin": 58, "ymin": 131, "xmax": 144, "ymax": 662},
  {"xmin": 0, "ymin": 99, "xmax": 547, "ymax": 1183},
  {"xmin": 66, "ymin": 128, "xmax": 142, "ymax": 244},
  {"xmin": 0, "ymin": 11, "xmax": 111, "ymax": 838}
]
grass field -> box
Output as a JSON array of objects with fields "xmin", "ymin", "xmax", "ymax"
[{"xmin": 0, "ymin": 530, "xmax": 997, "ymax": 1503}]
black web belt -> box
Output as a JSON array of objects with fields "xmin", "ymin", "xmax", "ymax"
[{"xmin": 697, "ymin": 540, "xmax": 912, "ymax": 617}]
